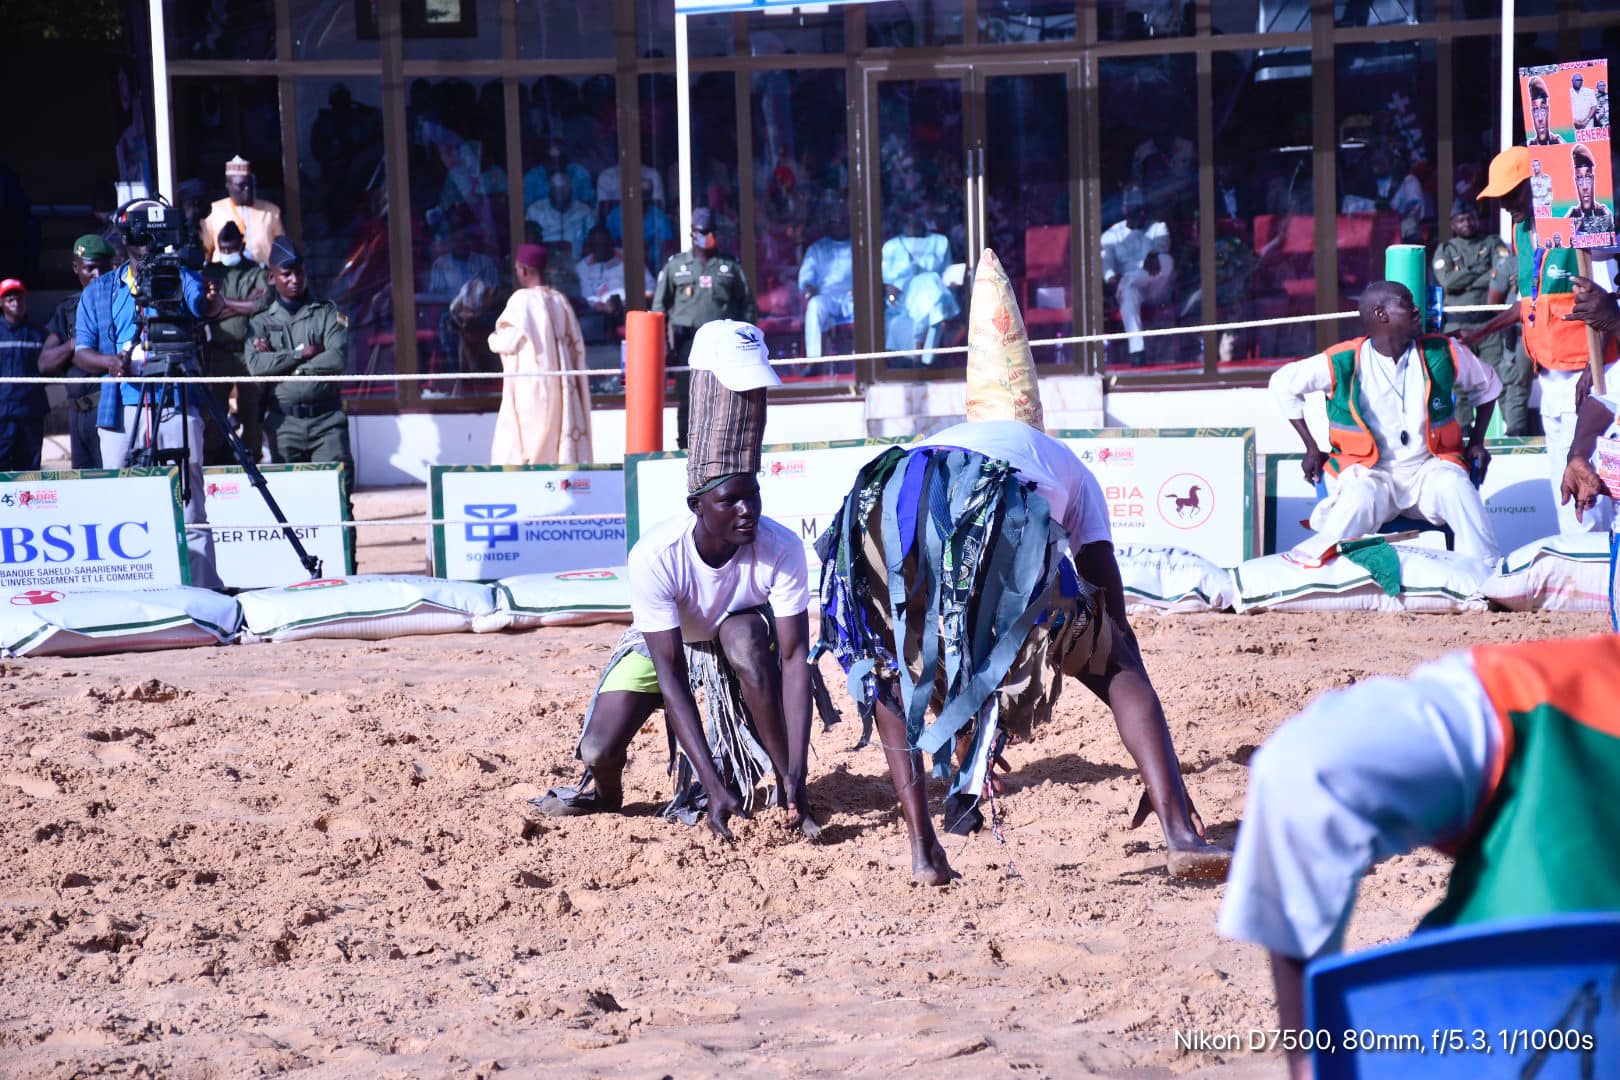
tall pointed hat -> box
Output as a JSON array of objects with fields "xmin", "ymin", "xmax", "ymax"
[{"xmin": 964, "ymin": 248, "xmax": 1044, "ymax": 431}]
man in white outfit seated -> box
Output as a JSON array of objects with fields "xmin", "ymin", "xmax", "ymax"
[
  {"xmin": 798, "ymin": 204, "xmax": 854, "ymax": 364},
  {"xmin": 1269, "ymin": 281, "xmax": 1502, "ymax": 568},
  {"xmin": 1100, "ymin": 185, "xmax": 1173, "ymax": 364}
]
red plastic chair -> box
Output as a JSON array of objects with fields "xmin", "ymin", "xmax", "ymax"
[{"xmin": 1021, "ymin": 225, "xmax": 1072, "ymax": 331}]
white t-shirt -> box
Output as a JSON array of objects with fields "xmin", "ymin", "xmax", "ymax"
[
  {"xmin": 629, "ymin": 513, "xmax": 810, "ymax": 642},
  {"xmin": 913, "ymin": 420, "xmax": 1113, "ymax": 548}
]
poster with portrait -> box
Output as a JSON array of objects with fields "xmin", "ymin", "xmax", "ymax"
[{"xmin": 1519, "ymin": 60, "xmax": 1614, "ymax": 249}]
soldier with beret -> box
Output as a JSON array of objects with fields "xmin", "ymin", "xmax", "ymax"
[
  {"xmin": 38, "ymin": 234, "xmax": 116, "ymax": 467},
  {"xmin": 247, "ymin": 237, "xmax": 353, "ymax": 495}
]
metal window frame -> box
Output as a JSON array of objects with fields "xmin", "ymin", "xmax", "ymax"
[{"xmin": 160, "ymin": 0, "xmax": 1620, "ymax": 410}]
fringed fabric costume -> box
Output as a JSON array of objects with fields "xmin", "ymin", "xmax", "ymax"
[
  {"xmin": 813, "ymin": 443, "xmax": 1113, "ymax": 830},
  {"xmin": 576, "ymin": 625, "xmax": 776, "ymax": 824}
]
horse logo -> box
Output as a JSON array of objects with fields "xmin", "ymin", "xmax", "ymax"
[{"xmin": 1157, "ymin": 473, "xmax": 1213, "ymax": 530}]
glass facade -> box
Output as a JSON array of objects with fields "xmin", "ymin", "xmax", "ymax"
[{"xmin": 160, "ymin": 0, "xmax": 1620, "ymax": 410}]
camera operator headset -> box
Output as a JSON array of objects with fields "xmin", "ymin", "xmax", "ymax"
[{"xmin": 72, "ymin": 196, "xmax": 225, "ymax": 589}]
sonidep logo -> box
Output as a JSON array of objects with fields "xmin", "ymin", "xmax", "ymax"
[
  {"xmin": 464, "ymin": 503, "xmax": 519, "ymax": 548},
  {"xmin": 768, "ymin": 460, "xmax": 807, "ymax": 478},
  {"xmin": 206, "ymin": 481, "xmax": 242, "ymax": 499},
  {"xmin": 9, "ymin": 589, "xmax": 65, "ymax": 606},
  {"xmin": 557, "ymin": 569, "xmax": 617, "ymax": 581},
  {"xmin": 287, "ymin": 578, "xmax": 348, "ymax": 590}
]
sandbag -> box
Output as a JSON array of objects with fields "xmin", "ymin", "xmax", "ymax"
[
  {"xmin": 1233, "ymin": 545, "xmax": 1490, "ymax": 614},
  {"xmin": 0, "ymin": 586, "xmax": 241, "ymax": 658},
  {"xmin": 238, "ymin": 575, "xmax": 504, "ymax": 643},
  {"xmin": 1483, "ymin": 533, "xmax": 1615, "ymax": 613},
  {"xmin": 1114, "ymin": 544, "xmax": 1235, "ymax": 613},
  {"xmin": 496, "ymin": 567, "xmax": 633, "ymax": 629}
]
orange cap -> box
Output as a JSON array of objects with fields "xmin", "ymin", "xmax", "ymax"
[{"xmin": 1479, "ymin": 146, "xmax": 1532, "ymax": 198}]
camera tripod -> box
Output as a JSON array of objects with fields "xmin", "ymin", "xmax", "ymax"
[{"xmin": 128, "ymin": 351, "xmax": 323, "ymax": 580}]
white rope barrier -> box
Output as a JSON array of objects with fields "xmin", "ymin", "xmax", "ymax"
[
  {"xmin": 7, "ymin": 303, "xmax": 1517, "ymax": 386},
  {"xmin": 196, "ymin": 514, "xmax": 625, "ymax": 530}
]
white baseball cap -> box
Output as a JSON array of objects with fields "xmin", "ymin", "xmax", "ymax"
[{"xmin": 688, "ymin": 320, "xmax": 782, "ymax": 392}]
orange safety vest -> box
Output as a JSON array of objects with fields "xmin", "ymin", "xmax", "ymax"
[{"xmin": 1321, "ymin": 336, "xmax": 1466, "ymax": 478}]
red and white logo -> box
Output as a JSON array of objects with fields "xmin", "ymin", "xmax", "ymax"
[
  {"xmin": 18, "ymin": 489, "xmax": 58, "ymax": 508},
  {"xmin": 558, "ymin": 477, "xmax": 592, "ymax": 493},
  {"xmin": 767, "ymin": 460, "xmax": 807, "ymax": 478},
  {"xmin": 206, "ymin": 481, "xmax": 241, "ymax": 499},
  {"xmin": 288, "ymin": 578, "xmax": 348, "ymax": 590},
  {"xmin": 1097, "ymin": 447, "xmax": 1134, "ymax": 466},
  {"xmin": 557, "ymin": 569, "xmax": 617, "ymax": 581},
  {"xmin": 10, "ymin": 589, "xmax": 65, "ymax": 606}
]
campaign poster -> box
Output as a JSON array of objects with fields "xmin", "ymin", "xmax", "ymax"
[{"xmin": 1520, "ymin": 60, "xmax": 1614, "ymax": 249}]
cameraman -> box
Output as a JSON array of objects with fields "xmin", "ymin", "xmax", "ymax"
[{"xmin": 73, "ymin": 204, "xmax": 225, "ymax": 588}]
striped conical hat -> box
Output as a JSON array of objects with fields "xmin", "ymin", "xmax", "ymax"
[{"xmin": 964, "ymin": 248, "xmax": 1043, "ymax": 431}]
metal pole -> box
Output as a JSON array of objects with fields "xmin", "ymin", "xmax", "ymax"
[
  {"xmin": 148, "ymin": 0, "xmax": 175, "ymax": 200},
  {"xmin": 1498, "ymin": 0, "xmax": 1515, "ymax": 243},
  {"xmin": 675, "ymin": 12, "xmax": 694, "ymax": 242}
]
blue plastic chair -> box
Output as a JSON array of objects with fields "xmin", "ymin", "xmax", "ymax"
[{"xmin": 1305, "ymin": 912, "xmax": 1620, "ymax": 1079}]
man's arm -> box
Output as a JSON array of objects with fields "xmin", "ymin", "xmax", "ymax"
[
  {"xmin": 39, "ymin": 332, "xmax": 74, "ymax": 375},
  {"xmin": 1456, "ymin": 304, "xmax": 1520, "ymax": 347},
  {"xmin": 640, "ymin": 627, "xmax": 746, "ymax": 838},
  {"xmin": 735, "ymin": 266, "xmax": 757, "ymax": 324},
  {"xmin": 299, "ymin": 310, "xmax": 350, "ymax": 377},
  {"xmin": 1269, "ymin": 355, "xmax": 1334, "ymax": 482},
  {"xmin": 1560, "ymin": 393, "xmax": 1618, "ymax": 522},
  {"xmin": 1074, "ymin": 540, "xmax": 1129, "ymax": 632},
  {"xmin": 1565, "ymin": 274, "xmax": 1620, "ymax": 336},
  {"xmin": 244, "ymin": 314, "xmax": 304, "ymax": 377},
  {"xmin": 776, "ymin": 611, "xmax": 814, "ymax": 823},
  {"xmin": 72, "ymin": 286, "xmax": 124, "ymax": 375}
]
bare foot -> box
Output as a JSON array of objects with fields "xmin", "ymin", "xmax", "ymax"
[
  {"xmin": 786, "ymin": 805, "xmax": 823, "ymax": 840},
  {"xmin": 1166, "ymin": 841, "xmax": 1232, "ymax": 881},
  {"xmin": 911, "ymin": 840, "xmax": 956, "ymax": 886}
]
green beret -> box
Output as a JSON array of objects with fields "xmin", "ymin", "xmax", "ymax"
[{"xmin": 73, "ymin": 234, "xmax": 115, "ymax": 261}]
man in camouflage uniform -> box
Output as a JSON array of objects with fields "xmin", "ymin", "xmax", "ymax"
[
  {"xmin": 202, "ymin": 221, "xmax": 270, "ymax": 464},
  {"xmin": 246, "ymin": 237, "xmax": 354, "ymax": 495},
  {"xmin": 1436, "ymin": 200, "xmax": 1529, "ymax": 434},
  {"xmin": 651, "ymin": 207, "xmax": 756, "ymax": 450}
]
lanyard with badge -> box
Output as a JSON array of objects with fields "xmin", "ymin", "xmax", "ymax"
[{"xmin": 1527, "ymin": 245, "xmax": 1548, "ymax": 327}]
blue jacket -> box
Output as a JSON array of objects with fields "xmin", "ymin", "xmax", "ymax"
[
  {"xmin": 0, "ymin": 318, "xmax": 47, "ymax": 420},
  {"xmin": 75, "ymin": 262, "xmax": 208, "ymax": 428}
]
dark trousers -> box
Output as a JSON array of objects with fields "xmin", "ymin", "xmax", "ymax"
[
  {"xmin": 0, "ymin": 417, "xmax": 45, "ymax": 472},
  {"xmin": 68, "ymin": 404, "xmax": 103, "ymax": 469},
  {"xmin": 672, "ymin": 324, "xmax": 697, "ymax": 451}
]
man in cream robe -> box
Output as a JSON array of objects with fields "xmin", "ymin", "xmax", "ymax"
[{"xmin": 487, "ymin": 243, "xmax": 593, "ymax": 465}]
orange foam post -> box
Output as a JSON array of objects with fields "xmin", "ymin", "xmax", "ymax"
[{"xmin": 624, "ymin": 310, "xmax": 666, "ymax": 456}]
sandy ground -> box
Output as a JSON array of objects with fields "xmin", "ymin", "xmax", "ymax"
[{"xmin": 0, "ymin": 487, "xmax": 1607, "ymax": 1077}]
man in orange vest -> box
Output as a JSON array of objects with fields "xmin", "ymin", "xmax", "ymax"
[
  {"xmin": 1218, "ymin": 633, "xmax": 1620, "ymax": 1080},
  {"xmin": 1270, "ymin": 280, "xmax": 1502, "ymax": 566},
  {"xmin": 1465, "ymin": 146, "xmax": 1619, "ymax": 533}
]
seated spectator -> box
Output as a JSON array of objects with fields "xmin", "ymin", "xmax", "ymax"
[
  {"xmin": 798, "ymin": 203, "xmax": 854, "ymax": 362},
  {"xmin": 521, "ymin": 139, "xmax": 595, "ymax": 212},
  {"xmin": 577, "ymin": 226, "xmax": 652, "ymax": 314},
  {"xmin": 1269, "ymin": 281, "xmax": 1501, "ymax": 569},
  {"xmin": 1100, "ymin": 186, "xmax": 1173, "ymax": 364},
  {"xmin": 881, "ymin": 207, "xmax": 957, "ymax": 362},
  {"xmin": 429, "ymin": 227, "xmax": 501, "ymax": 299},
  {"xmin": 525, "ymin": 173, "xmax": 594, "ymax": 263},
  {"xmin": 607, "ymin": 180, "xmax": 676, "ymax": 268},
  {"xmin": 596, "ymin": 164, "xmax": 664, "ymax": 209}
]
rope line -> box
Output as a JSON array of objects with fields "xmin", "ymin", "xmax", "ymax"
[{"xmin": 7, "ymin": 304, "xmax": 1516, "ymax": 386}]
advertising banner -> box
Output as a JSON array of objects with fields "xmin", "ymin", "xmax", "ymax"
[
  {"xmin": 430, "ymin": 464, "xmax": 627, "ymax": 580},
  {"xmin": 202, "ymin": 464, "xmax": 354, "ymax": 589},
  {"xmin": 626, "ymin": 441, "xmax": 901, "ymax": 573},
  {"xmin": 1050, "ymin": 429, "xmax": 1256, "ymax": 568},
  {"xmin": 1264, "ymin": 439, "xmax": 1559, "ymax": 556},
  {"xmin": 1520, "ymin": 60, "xmax": 1614, "ymax": 249},
  {"xmin": 628, "ymin": 430, "xmax": 1254, "ymax": 571},
  {"xmin": 0, "ymin": 468, "xmax": 188, "ymax": 591}
]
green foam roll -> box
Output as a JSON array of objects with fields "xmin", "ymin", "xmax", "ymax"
[{"xmin": 1385, "ymin": 244, "xmax": 1428, "ymax": 324}]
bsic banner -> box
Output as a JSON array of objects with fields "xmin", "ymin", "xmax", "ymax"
[
  {"xmin": 0, "ymin": 469, "xmax": 189, "ymax": 590},
  {"xmin": 1265, "ymin": 438, "xmax": 1560, "ymax": 556},
  {"xmin": 430, "ymin": 464, "xmax": 626, "ymax": 580},
  {"xmin": 626, "ymin": 440, "xmax": 904, "ymax": 573},
  {"xmin": 202, "ymin": 463, "xmax": 354, "ymax": 588},
  {"xmin": 1051, "ymin": 429, "xmax": 1256, "ymax": 568}
]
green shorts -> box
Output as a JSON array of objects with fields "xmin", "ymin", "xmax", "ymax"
[{"xmin": 598, "ymin": 650, "xmax": 662, "ymax": 696}]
